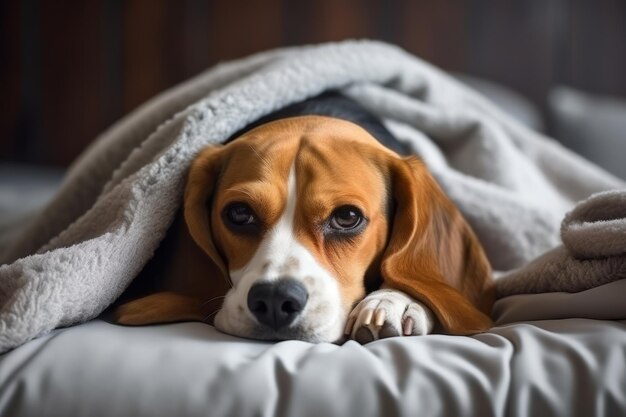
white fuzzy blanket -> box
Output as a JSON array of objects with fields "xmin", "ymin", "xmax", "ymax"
[{"xmin": 0, "ymin": 40, "xmax": 624, "ymax": 353}]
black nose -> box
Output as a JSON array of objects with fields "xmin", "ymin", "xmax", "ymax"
[{"xmin": 247, "ymin": 279, "xmax": 309, "ymax": 330}]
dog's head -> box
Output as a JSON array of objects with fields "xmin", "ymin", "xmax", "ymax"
[{"xmin": 185, "ymin": 116, "xmax": 493, "ymax": 343}]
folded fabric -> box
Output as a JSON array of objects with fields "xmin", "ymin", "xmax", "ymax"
[
  {"xmin": 497, "ymin": 189, "xmax": 626, "ymax": 296},
  {"xmin": 0, "ymin": 40, "xmax": 623, "ymax": 353}
]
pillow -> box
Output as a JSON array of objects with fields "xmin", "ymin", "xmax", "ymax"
[
  {"xmin": 0, "ymin": 163, "xmax": 64, "ymax": 250},
  {"xmin": 549, "ymin": 86, "xmax": 626, "ymax": 179}
]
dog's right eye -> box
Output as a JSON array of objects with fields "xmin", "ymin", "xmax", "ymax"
[{"xmin": 224, "ymin": 203, "xmax": 257, "ymax": 227}]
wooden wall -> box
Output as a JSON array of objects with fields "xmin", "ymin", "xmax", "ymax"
[{"xmin": 1, "ymin": 0, "xmax": 625, "ymax": 166}]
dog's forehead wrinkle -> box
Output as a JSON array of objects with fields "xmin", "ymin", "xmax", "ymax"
[
  {"xmin": 246, "ymin": 142, "xmax": 265, "ymax": 162},
  {"xmin": 298, "ymin": 148, "xmax": 336, "ymax": 176},
  {"xmin": 296, "ymin": 137, "xmax": 385, "ymax": 185},
  {"xmin": 225, "ymin": 136, "xmax": 297, "ymax": 184}
]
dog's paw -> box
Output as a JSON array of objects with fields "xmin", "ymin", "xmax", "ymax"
[
  {"xmin": 345, "ymin": 289, "xmax": 436, "ymax": 344},
  {"xmin": 113, "ymin": 298, "xmax": 153, "ymax": 326},
  {"xmin": 113, "ymin": 292, "xmax": 204, "ymax": 326}
]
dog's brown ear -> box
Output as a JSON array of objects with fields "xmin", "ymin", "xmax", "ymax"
[
  {"xmin": 184, "ymin": 145, "xmax": 229, "ymax": 277},
  {"xmin": 381, "ymin": 156, "xmax": 495, "ymax": 335}
]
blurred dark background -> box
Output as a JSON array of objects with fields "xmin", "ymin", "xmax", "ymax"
[{"xmin": 1, "ymin": 0, "xmax": 625, "ymax": 170}]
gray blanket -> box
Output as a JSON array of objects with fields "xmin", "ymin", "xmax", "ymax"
[{"xmin": 0, "ymin": 40, "xmax": 624, "ymax": 353}]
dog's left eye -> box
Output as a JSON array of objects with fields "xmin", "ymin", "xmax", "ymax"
[
  {"xmin": 329, "ymin": 205, "xmax": 363, "ymax": 230},
  {"xmin": 224, "ymin": 203, "xmax": 257, "ymax": 227}
]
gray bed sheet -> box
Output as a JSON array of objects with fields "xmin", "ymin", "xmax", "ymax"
[{"xmin": 1, "ymin": 280, "xmax": 625, "ymax": 417}]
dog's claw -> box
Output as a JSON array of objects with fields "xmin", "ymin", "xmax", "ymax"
[
  {"xmin": 374, "ymin": 309, "xmax": 386, "ymax": 327},
  {"xmin": 403, "ymin": 317, "xmax": 414, "ymax": 335},
  {"xmin": 362, "ymin": 309, "xmax": 374, "ymax": 326}
]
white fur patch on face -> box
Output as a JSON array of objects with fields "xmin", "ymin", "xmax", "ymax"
[{"xmin": 214, "ymin": 166, "xmax": 347, "ymax": 342}]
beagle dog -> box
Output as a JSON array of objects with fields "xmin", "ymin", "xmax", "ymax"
[{"xmin": 113, "ymin": 93, "xmax": 494, "ymax": 344}]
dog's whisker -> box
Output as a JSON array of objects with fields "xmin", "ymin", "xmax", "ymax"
[
  {"xmin": 203, "ymin": 309, "xmax": 221, "ymax": 323},
  {"xmin": 220, "ymin": 276, "xmax": 233, "ymax": 289},
  {"xmin": 202, "ymin": 295, "xmax": 226, "ymax": 306}
]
